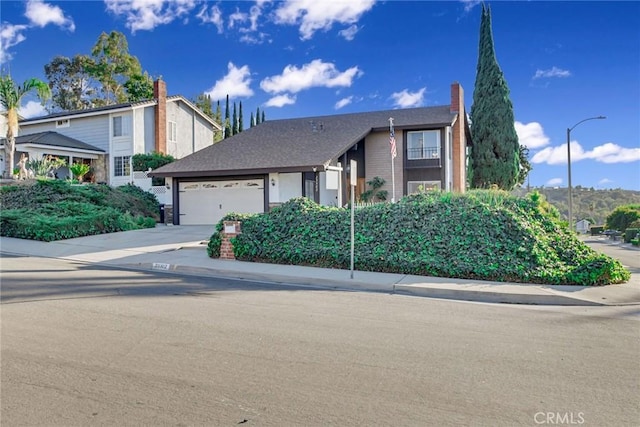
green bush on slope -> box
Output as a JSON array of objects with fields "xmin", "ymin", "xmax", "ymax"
[
  {"xmin": 211, "ymin": 191, "xmax": 629, "ymax": 286},
  {"xmin": 0, "ymin": 180, "xmax": 158, "ymax": 241}
]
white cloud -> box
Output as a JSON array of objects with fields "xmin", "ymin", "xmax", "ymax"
[
  {"xmin": 545, "ymin": 178, "xmax": 563, "ymax": 187},
  {"xmin": 274, "ymin": 0, "xmax": 375, "ymax": 40},
  {"xmin": 0, "ymin": 23, "xmax": 28, "ymax": 63},
  {"xmin": 338, "ymin": 24, "xmax": 359, "ymax": 41},
  {"xmin": 104, "ymin": 0, "xmax": 198, "ymax": 33},
  {"xmin": 533, "ymin": 66, "xmax": 571, "ymax": 79},
  {"xmin": 265, "ymin": 94, "xmax": 296, "ymax": 108},
  {"xmin": 461, "ymin": 0, "xmax": 481, "ymax": 12},
  {"xmin": 531, "ymin": 141, "xmax": 640, "ymax": 165},
  {"xmin": 260, "ymin": 59, "xmax": 362, "ymax": 94},
  {"xmin": 205, "ymin": 62, "xmax": 254, "ymax": 101},
  {"xmin": 335, "ymin": 96, "xmax": 353, "ymax": 110},
  {"xmin": 390, "ymin": 87, "xmax": 426, "ymax": 108},
  {"xmin": 196, "ymin": 4, "xmax": 223, "ymax": 33},
  {"xmin": 19, "ymin": 100, "xmax": 47, "ymax": 119},
  {"xmin": 25, "ymin": 0, "xmax": 75, "ymax": 31},
  {"xmin": 598, "ymin": 178, "xmax": 614, "ymax": 185},
  {"xmin": 515, "ymin": 121, "xmax": 550, "ymax": 149},
  {"xmin": 228, "ymin": 8, "xmax": 247, "ymax": 29}
]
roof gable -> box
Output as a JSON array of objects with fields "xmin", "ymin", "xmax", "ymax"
[{"xmin": 1, "ymin": 131, "xmax": 104, "ymax": 153}]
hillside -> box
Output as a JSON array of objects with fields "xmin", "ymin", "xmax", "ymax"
[{"xmin": 513, "ymin": 186, "xmax": 640, "ymax": 225}]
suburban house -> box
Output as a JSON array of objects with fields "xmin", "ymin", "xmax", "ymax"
[
  {"xmin": 152, "ymin": 82, "xmax": 471, "ymax": 226},
  {"xmin": 575, "ymin": 219, "xmax": 591, "ymax": 234},
  {"xmin": 0, "ymin": 79, "xmax": 221, "ymax": 191}
]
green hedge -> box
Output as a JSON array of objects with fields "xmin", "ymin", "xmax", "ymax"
[
  {"xmin": 624, "ymin": 228, "xmax": 640, "ymax": 244},
  {"xmin": 1, "ymin": 180, "xmax": 158, "ymax": 241},
  {"xmin": 209, "ymin": 192, "xmax": 630, "ymax": 286}
]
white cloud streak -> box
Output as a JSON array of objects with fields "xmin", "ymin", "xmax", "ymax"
[
  {"xmin": 25, "ymin": 0, "xmax": 75, "ymax": 31},
  {"xmin": 338, "ymin": 24, "xmax": 359, "ymax": 41},
  {"xmin": 274, "ymin": 0, "xmax": 375, "ymax": 40},
  {"xmin": 260, "ymin": 59, "xmax": 362, "ymax": 94},
  {"xmin": 205, "ymin": 62, "xmax": 254, "ymax": 101},
  {"xmin": 545, "ymin": 178, "xmax": 563, "ymax": 187},
  {"xmin": 390, "ymin": 87, "xmax": 426, "ymax": 108},
  {"xmin": 515, "ymin": 121, "xmax": 550, "ymax": 149},
  {"xmin": 335, "ymin": 96, "xmax": 353, "ymax": 110},
  {"xmin": 104, "ymin": 0, "xmax": 198, "ymax": 33},
  {"xmin": 532, "ymin": 141, "xmax": 640, "ymax": 165},
  {"xmin": 196, "ymin": 4, "xmax": 223, "ymax": 33},
  {"xmin": 0, "ymin": 23, "xmax": 28, "ymax": 64},
  {"xmin": 461, "ymin": 0, "xmax": 481, "ymax": 13},
  {"xmin": 265, "ymin": 94, "xmax": 296, "ymax": 108},
  {"xmin": 533, "ymin": 66, "xmax": 571, "ymax": 79}
]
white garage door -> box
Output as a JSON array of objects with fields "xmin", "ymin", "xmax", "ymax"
[{"xmin": 179, "ymin": 179, "xmax": 264, "ymax": 225}]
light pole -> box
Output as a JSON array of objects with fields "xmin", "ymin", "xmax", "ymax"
[{"xmin": 567, "ymin": 116, "xmax": 606, "ymax": 231}]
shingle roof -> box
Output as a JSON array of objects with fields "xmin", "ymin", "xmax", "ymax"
[
  {"xmin": 152, "ymin": 105, "xmax": 457, "ymax": 178},
  {"xmin": 1, "ymin": 131, "xmax": 105, "ymax": 153}
]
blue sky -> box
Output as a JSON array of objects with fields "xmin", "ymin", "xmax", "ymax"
[{"xmin": 1, "ymin": 0, "xmax": 639, "ymax": 190}]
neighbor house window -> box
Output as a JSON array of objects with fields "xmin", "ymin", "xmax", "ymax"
[
  {"xmin": 168, "ymin": 121, "xmax": 177, "ymax": 143},
  {"xmin": 56, "ymin": 119, "xmax": 70, "ymax": 128},
  {"xmin": 112, "ymin": 115, "xmax": 131, "ymax": 137},
  {"xmin": 407, "ymin": 130, "xmax": 440, "ymax": 160},
  {"xmin": 407, "ymin": 181, "xmax": 441, "ymax": 194},
  {"xmin": 114, "ymin": 156, "xmax": 131, "ymax": 177}
]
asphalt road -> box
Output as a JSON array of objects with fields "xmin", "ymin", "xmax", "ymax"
[{"xmin": 1, "ymin": 255, "xmax": 639, "ymax": 426}]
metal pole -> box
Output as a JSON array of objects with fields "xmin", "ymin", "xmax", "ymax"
[
  {"xmin": 567, "ymin": 127, "xmax": 573, "ymax": 232},
  {"xmin": 350, "ymin": 181, "xmax": 355, "ymax": 279}
]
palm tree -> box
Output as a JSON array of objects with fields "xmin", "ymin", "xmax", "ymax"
[{"xmin": 0, "ymin": 75, "xmax": 51, "ymax": 179}]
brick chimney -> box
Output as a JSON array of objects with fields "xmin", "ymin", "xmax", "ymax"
[
  {"xmin": 450, "ymin": 82, "xmax": 466, "ymax": 193},
  {"xmin": 154, "ymin": 79, "xmax": 167, "ymax": 154}
]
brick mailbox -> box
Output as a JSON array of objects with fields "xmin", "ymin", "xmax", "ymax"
[{"xmin": 220, "ymin": 221, "xmax": 242, "ymax": 260}]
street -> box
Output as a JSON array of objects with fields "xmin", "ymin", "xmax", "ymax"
[{"xmin": 1, "ymin": 255, "xmax": 639, "ymax": 426}]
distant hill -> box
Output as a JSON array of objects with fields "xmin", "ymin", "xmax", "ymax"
[{"xmin": 513, "ymin": 186, "xmax": 640, "ymax": 225}]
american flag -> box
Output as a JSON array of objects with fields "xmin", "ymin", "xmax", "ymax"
[{"xmin": 389, "ymin": 121, "xmax": 397, "ymax": 159}]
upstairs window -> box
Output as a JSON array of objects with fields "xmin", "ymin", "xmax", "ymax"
[
  {"xmin": 407, "ymin": 130, "xmax": 440, "ymax": 160},
  {"xmin": 56, "ymin": 119, "xmax": 70, "ymax": 128},
  {"xmin": 112, "ymin": 115, "xmax": 131, "ymax": 137},
  {"xmin": 168, "ymin": 121, "xmax": 177, "ymax": 143}
]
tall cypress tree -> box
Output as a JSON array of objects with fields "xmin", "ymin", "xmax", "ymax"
[
  {"xmin": 214, "ymin": 100, "xmax": 223, "ymax": 142},
  {"xmin": 261, "ymin": 110, "xmax": 265, "ymax": 124},
  {"xmin": 250, "ymin": 112, "xmax": 255, "ymax": 128},
  {"xmin": 256, "ymin": 107, "xmax": 261, "ymax": 124},
  {"xmin": 232, "ymin": 102, "xmax": 238, "ymax": 135},
  {"xmin": 469, "ymin": 5, "xmax": 521, "ymax": 190},
  {"xmin": 238, "ymin": 101, "xmax": 244, "ymax": 132},
  {"xmin": 224, "ymin": 94, "xmax": 231, "ymax": 139}
]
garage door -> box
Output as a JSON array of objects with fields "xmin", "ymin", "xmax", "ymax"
[{"xmin": 179, "ymin": 179, "xmax": 264, "ymax": 225}]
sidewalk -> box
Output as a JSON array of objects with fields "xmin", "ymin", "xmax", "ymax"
[{"xmin": 2, "ymin": 225, "xmax": 640, "ymax": 306}]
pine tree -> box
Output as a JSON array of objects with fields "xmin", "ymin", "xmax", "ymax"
[
  {"xmin": 239, "ymin": 101, "xmax": 244, "ymax": 132},
  {"xmin": 232, "ymin": 102, "xmax": 238, "ymax": 136},
  {"xmin": 250, "ymin": 112, "xmax": 255, "ymax": 128},
  {"xmin": 469, "ymin": 5, "xmax": 521, "ymax": 190},
  {"xmin": 224, "ymin": 95, "xmax": 231, "ymax": 139}
]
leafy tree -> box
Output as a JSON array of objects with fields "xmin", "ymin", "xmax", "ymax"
[
  {"xmin": 469, "ymin": 5, "xmax": 520, "ymax": 190},
  {"xmin": 239, "ymin": 101, "xmax": 244, "ymax": 132},
  {"xmin": 0, "ymin": 75, "xmax": 51, "ymax": 178},
  {"xmin": 194, "ymin": 93, "xmax": 213, "ymax": 118},
  {"xmin": 516, "ymin": 146, "xmax": 532, "ymax": 187},
  {"xmin": 44, "ymin": 55, "xmax": 93, "ymax": 111},
  {"xmin": 81, "ymin": 31, "xmax": 145, "ymax": 106},
  {"xmin": 123, "ymin": 71, "xmax": 154, "ymax": 102},
  {"xmin": 605, "ymin": 204, "xmax": 640, "ymax": 232},
  {"xmin": 232, "ymin": 102, "xmax": 238, "ymax": 135}
]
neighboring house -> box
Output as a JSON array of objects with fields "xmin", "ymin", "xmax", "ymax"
[
  {"xmin": 576, "ymin": 219, "xmax": 591, "ymax": 234},
  {"xmin": 152, "ymin": 82, "xmax": 471, "ymax": 226},
  {"xmin": 0, "ymin": 79, "xmax": 221, "ymax": 186}
]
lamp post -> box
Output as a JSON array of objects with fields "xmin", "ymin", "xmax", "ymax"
[{"xmin": 567, "ymin": 116, "xmax": 606, "ymax": 231}]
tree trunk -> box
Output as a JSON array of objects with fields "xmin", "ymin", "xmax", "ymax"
[{"xmin": 4, "ymin": 114, "xmax": 16, "ymax": 179}]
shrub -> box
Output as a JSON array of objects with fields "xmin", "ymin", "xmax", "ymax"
[
  {"xmin": 207, "ymin": 212, "xmax": 257, "ymax": 258},
  {"xmin": 590, "ymin": 225, "xmax": 604, "ymax": 235},
  {"xmin": 624, "ymin": 228, "xmax": 640, "ymax": 244},
  {"xmin": 605, "ymin": 204, "xmax": 640, "ymax": 232},
  {"xmin": 212, "ymin": 192, "xmax": 630, "ymax": 286}
]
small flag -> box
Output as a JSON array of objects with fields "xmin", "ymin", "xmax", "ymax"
[{"xmin": 389, "ymin": 119, "xmax": 397, "ymax": 159}]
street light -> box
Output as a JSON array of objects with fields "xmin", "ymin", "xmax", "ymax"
[{"xmin": 567, "ymin": 115, "xmax": 606, "ymax": 231}]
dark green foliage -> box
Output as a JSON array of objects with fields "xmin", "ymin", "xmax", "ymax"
[
  {"xmin": 624, "ymin": 228, "xmax": 639, "ymax": 243},
  {"xmin": 209, "ymin": 193, "xmax": 629, "ymax": 286},
  {"xmin": 590, "ymin": 226, "xmax": 604, "ymax": 236},
  {"xmin": 0, "ymin": 180, "xmax": 158, "ymax": 241},
  {"xmin": 605, "ymin": 204, "xmax": 640, "ymax": 232},
  {"xmin": 470, "ymin": 5, "xmax": 521, "ymax": 190},
  {"xmin": 232, "ymin": 102, "xmax": 238, "ymax": 136},
  {"xmin": 360, "ymin": 176, "xmax": 388, "ymax": 202},
  {"xmin": 132, "ymin": 152, "xmax": 175, "ymax": 172},
  {"xmin": 239, "ymin": 101, "xmax": 244, "ymax": 133},
  {"xmin": 206, "ymin": 212, "xmax": 256, "ymax": 258},
  {"xmin": 224, "ymin": 95, "xmax": 231, "ymax": 138}
]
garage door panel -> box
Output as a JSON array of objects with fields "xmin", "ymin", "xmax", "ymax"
[{"xmin": 179, "ymin": 179, "xmax": 264, "ymax": 225}]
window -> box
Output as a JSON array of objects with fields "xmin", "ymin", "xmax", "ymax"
[
  {"xmin": 408, "ymin": 181, "xmax": 441, "ymax": 194},
  {"xmin": 407, "ymin": 130, "xmax": 440, "ymax": 160},
  {"xmin": 114, "ymin": 156, "xmax": 131, "ymax": 177},
  {"xmin": 56, "ymin": 119, "xmax": 70, "ymax": 128},
  {"xmin": 168, "ymin": 121, "xmax": 177, "ymax": 143},
  {"xmin": 112, "ymin": 115, "xmax": 131, "ymax": 137}
]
